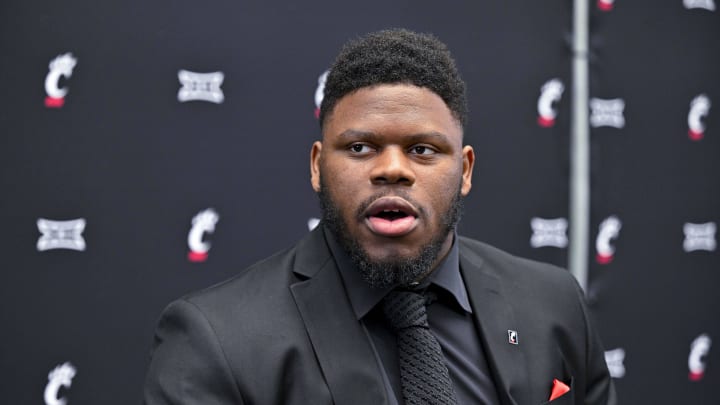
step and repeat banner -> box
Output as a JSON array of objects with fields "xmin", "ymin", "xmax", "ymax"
[
  {"xmin": 0, "ymin": 1, "xmax": 717, "ymax": 403},
  {"xmin": 586, "ymin": 2, "xmax": 719, "ymax": 403}
]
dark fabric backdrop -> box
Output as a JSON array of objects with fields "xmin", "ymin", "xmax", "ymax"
[{"xmin": 0, "ymin": 1, "xmax": 717, "ymax": 403}]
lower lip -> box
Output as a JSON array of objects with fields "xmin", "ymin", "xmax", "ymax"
[{"xmin": 365, "ymin": 216, "xmax": 417, "ymax": 237}]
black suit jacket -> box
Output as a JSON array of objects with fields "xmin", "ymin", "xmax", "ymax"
[{"xmin": 143, "ymin": 227, "xmax": 616, "ymax": 404}]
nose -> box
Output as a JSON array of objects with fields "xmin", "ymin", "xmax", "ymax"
[{"xmin": 370, "ymin": 146, "xmax": 416, "ymax": 186}]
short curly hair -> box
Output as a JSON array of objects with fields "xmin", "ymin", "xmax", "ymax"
[{"xmin": 319, "ymin": 29, "xmax": 467, "ymax": 131}]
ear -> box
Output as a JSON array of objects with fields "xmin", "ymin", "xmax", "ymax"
[
  {"xmin": 461, "ymin": 145, "xmax": 474, "ymax": 196},
  {"xmin": 310, "ymin": 141, "xmax": 323, "ymax": 192}
]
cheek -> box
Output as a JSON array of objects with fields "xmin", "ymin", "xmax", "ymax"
[
  {"xmin": 422, "ymin": 178, "xmax": 462, "ymax": 218},
  {"xmin": 320, "ymin": 164, "xmax": 357, "ymax": 212},
  {"xmin": 324, "ymin": 173, "xmax": 354, "ymax": 201},
  {"xmin": 426, "ymin": 168, "xmax": 462, "ymax": 198},
  {"xmin": 323, "ymin": 157, "xmax": 367, "ymax": 193}
]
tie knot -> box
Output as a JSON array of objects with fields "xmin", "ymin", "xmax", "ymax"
[{"xmin": 382, "ymin": 290, "xmax": 429, "ymax": 330}]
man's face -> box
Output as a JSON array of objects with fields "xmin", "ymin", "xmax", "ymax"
[{"xmin": 311, "ymin": 84, "xmax": 474, "ymax": 288}]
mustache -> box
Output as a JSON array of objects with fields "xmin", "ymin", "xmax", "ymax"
[{"xmin": 354, "ymin": 190, "xmax": 427, "ymax": 221}]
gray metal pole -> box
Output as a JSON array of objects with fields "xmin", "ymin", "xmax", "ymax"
[{"xmin": 569, "ymin": 0, "xmax": 590, "ymax": 291}]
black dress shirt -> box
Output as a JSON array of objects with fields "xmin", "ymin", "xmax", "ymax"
[{"xmin": 325, "ymin": 227, "xmax": 501, "ymax": 405}]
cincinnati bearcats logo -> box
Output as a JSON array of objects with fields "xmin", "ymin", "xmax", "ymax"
[
  {"xmin": 44, "ymin": 362, "xmax": 76, "ymax": 405},
  {"xmin": 314, "ymin": 70, "xmax": 329, "ymax": 118},
  {"xmin": 604, "ymin": 348, "xmax": 626, "ymax": 378},
  {"xmin": 689, "ymin": 334, "xmax": 712, "ymax": 381},
  {"xmin": 598, "ymin": 0, "xmax": 615, "ymax": 11},
  {"xmin": 307, "ymin": 217, "xmax": 320, "ymax": 231},
  {"xmin": 187, "ymin": 208, "xmax": 219, "ymax": 262},
  {"xmin": 44, "ymin": 53, "xmax": 77, "ymax": 108},
  {"xmin": 688, "ymin": 94, "xmax": 711, "ymax": 141},
  {"xmin": 683, "ymin": 0, "xmax": 716, "ymax": 11},
  {"xmin": 596, "ymin": 216, "xmax": 622, "ymax": 264},
  {"xmin": 507, "ymin": 330, "xmax": 519, "ymax": 345},
  {"xmin": 537, "ymin": 79, "xmax": 564, "ymax": 128}
]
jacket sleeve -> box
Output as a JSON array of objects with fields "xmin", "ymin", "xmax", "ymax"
[
  {"xmin": 575, "ymin": 284, "xmax": 618, "ymax": 405},
  {"xmin": 142, "ymin": 299, "xmax": 245, "ymax": 405}
]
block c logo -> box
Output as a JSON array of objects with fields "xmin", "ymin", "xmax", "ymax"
[
  {"xmin": 688, "ymin": 94, "xmax": 711, "ymax": 141},
  {"xmin": 596, "ymin": 216, "xmax": 622, "ymax": 264},
  {"xmin": 689, "ymin": 334, "xmax": 712, "ymax": 381},
  {"xmin": 597, "ymin": 0, "xmax": 615, "ymax": 11},
  {"xmin": 44, "ymin": 53, "xmax": 77, "ymax": 108},
  {"xmin": 187, "ymin": 208, "xmax": 219, "ymax": 262},
  {"xmin": 537, "ymin": 78, "xmax": 564, "ymax": 128},
  {"xmin": 314, "ymin": 70, "xmax": 329, "ymax": 119},
  {"xmin": 44, "ymin": 362, "xmax": 76, "ymax": 405}
]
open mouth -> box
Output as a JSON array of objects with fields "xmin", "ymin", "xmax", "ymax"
[
  {"xmin": 374, "ymin": 209, "xmax": 411, "ymax": 221},
  {"xmin": 364, "ymin": 197, "xmax": 419, "ymax": 237}
]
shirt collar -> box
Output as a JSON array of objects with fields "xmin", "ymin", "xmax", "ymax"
[{"xmin": 324, "ymin": 226, "xmax": 472, "ymax": 320}]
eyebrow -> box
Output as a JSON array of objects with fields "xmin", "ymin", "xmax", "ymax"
[{"xmin": 337, "ymin": 129, "xmax": 450, "ymax": 144}]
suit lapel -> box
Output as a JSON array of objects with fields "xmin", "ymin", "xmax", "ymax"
[
  {"xmin": 290, "ymin": 228, "xmax": 388, "ymax": 405},
  {"xmin": 459, "ymin": 241, "xmax": 530, "ymax": 405}
]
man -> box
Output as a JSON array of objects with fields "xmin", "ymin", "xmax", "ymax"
[{"xmin": 143, "ymin": 29, "xmax": 616, "ymax": 404}]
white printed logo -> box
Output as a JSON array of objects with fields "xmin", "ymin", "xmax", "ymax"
[
  {"xmin": 683, "ymin": 222, "xmax": 717, "ymax": 252},
  {"xmin": 45, "ymin": 53, "xmax": 77, "ymax": 108},
  {"xmin": 307, "ymin": 217, "xmax": 320, "ymax": 231},
  {"xmin": 177, "ymin": 70, "xmax": 224, "ymax": 103},
  {"xmin": 530, "ymin": 217, "xmax": 568, "ymax": 248},
  {"xmin": 187, "ymin": 208, "xmax": 219, "ymax": 262},
  {"xmin": 684, "ymin": 0, "xmax": 716, "ymax": 11},
  {"xmin": 688, "ymin": 94, "xmax": 711, "ymax": 141},
  {"xmin": 596, "ymin": 216, "xmax": 622, "ymax": 264},
  {"xmin": 590, "ymin": 98, "xmax": 625, "ymax": 129},
  {"xmin": 689, "ymin": 334, "xmax": 712, "ymax": 381},
  {"xmin": 508, "ymin": 330, "xmax": 519, "ymax": 345},
  {"xmin": 44, "ymin": 362, "xmax": 76, "ymax": 405},
  {"xmin": 314, "ymin": 70, "xmax": 329, "ymax": 118},
  {"xmin": 537, "ymin": 79, "xmax": 564, "ymax": 128},
  {"xmin": 598, "ymin": 0, "xmax": 615, "ymax": 11},
  {"xmin": 37, "ymin": 218, "xmax": 86, "ymax": 251},
  {"xmin": 604, "ymin": 348, "xmax": 626, "ymax": 378}
]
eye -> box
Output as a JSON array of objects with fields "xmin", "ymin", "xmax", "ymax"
[
  {"xmin": 409, "ymin": 145, "xmax": 436, "ymax": 155},
  {"xmin": 349, "ymin": 143, "xmax": 373, "ymax": 154}
]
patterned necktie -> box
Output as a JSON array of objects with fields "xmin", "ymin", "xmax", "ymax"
[{"xmin": 383, "ymin": 289, "xmax": 458, "ymax": 405}]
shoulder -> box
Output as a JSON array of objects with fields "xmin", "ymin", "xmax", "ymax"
[
  {"xmin": 458, "ymin": 235, "xmax": 576, "ymax": 286},
  {"xmin": 151, "ymin": 243, "xmax": 309, "ymax": 360},
  {"xmin": 457, "ymin": 235, "xmax": 585, "ymax": 319},
  {"xmin": 167, "ymin": 227, "xmax": 330, "ymax": 325},
  {"xmin": 176, "ymin": 244, "xmax": 300, "ymax": 321}
]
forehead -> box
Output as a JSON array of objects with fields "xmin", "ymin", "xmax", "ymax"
[{"xmin": 323, "ymin": 84, "xmax": 462, "ymax": 140}]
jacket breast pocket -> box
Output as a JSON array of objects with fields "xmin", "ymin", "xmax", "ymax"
[{"xmin": 540, "ymin": 377, "xmax": 574, "ymax": 405}]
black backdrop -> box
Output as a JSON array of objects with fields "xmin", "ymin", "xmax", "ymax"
[{"xmin": 0, "ymin": 1, "xmax": 717, "ymax": 403}]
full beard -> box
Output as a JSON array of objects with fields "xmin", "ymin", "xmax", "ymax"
[{"xmin": 319, "ymin": 179, "xmax": 464, "ymax": 289}]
